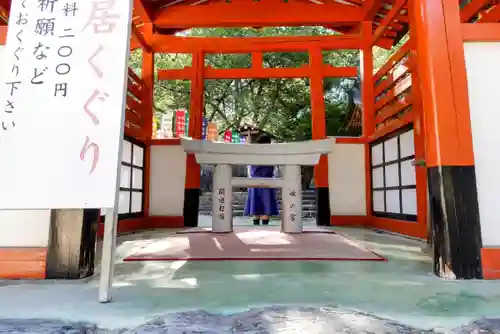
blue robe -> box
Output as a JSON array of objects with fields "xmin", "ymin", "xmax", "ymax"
[{"xmin": 244, "ymin": 165, "xmax": 279, "ymax": 216}]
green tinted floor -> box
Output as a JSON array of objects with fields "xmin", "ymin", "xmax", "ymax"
[{"xmin": 1, "ymin": 216, "xmax": 500, "ymax": 331}]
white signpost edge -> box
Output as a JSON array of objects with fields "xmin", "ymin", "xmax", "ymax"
[{"xmin": 98, "ymin": 0, "xmax": 134, "ymax": 303}]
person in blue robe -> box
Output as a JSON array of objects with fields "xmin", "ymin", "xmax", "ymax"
[{"xmin": 244, "ymin": 134, "xmax": 279, "ymax": 225}]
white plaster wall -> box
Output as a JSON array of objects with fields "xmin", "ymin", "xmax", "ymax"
[
  {"xmin": 328, "ymin": 142, "xmax": 366, "ymax": 215},
  {"xmin": 149, "ymin": 145, "xmax": 186, "ymax": 216},
  {"xmin": 464, "ymin": 42, "xmax": 500, "ymax": 247},
  {"xmin": 0, "ymin": 210, "xmax": 51, "ymax": 247}
]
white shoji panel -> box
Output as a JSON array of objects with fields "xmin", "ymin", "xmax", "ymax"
[
  {"xmin": 384, "ymin": 137, "xmax": 399, "ymax": 162},
  {"xmin": 373, "ymin": 190, "xmax": 385, "ymax": 212},
  {"xmin": 131, "ymin": 192, "xmax": 143, "ymax": 213},
  {"xmin": 120, "ymin": 165, "xmax": 131, "ymax": 188},
  {"xmin": 400, "ymin": 130, "xmax": 415, "ymax": 158},
  {"xmin": 402, "ymin": 189, "xmax": 417, "ymax": 215},
  {"xmin": 132, "ymin": 168, "xmax": 143, "ymax": 190},
  {"xmin": 372, "ymin": 167, "xmax": 384, "ymax": 188},
  {"xmin": 385, "ymin": 163, "xmax": 399, "ymax": 187},
  {"xmin": 119, "ymin": 191, "xmax": 130, "ymax": 214},
  {"xmin": 401, "ymin": 159, "xmax": 416, "ymax": 186},
  {"xmin": 371, "ymin": 143, "xmax": 383, "ymax": 165},
  {"xmin": 133, "ymin": 144, "xmax": 144, "ymax": 167},
  {"xmin": 386, "ymin": 190, "xmax": 400, "ymax": 213},
  {"xmin": 122, "ymin": 139, "xmax": 132, "ymax": 164}
]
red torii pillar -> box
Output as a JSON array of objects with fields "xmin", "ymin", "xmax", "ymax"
[
  {"xmin": 309, "ymin": 47, "xmax": 331, "ymax": 226},
  {"xmin": 183, "ymin": 50, "xmax": 205, "ymax": 227}
]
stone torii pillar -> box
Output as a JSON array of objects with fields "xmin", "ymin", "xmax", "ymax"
[{"xmin": 181, "ymin": 138, "xmax": 334, "ymax": 233}]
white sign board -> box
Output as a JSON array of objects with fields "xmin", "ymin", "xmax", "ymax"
[{"xmin": 0, "ymin": 0, "xmax": 132, "ymax": 209}]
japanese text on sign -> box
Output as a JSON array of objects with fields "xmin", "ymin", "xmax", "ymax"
[{"xmin": 0, "ymin": 0, "xmax": 133, "ymax": 209}]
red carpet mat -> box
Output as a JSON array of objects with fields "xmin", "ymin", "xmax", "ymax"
[{"xmin": 123, "ymin": 227, "xmax": 386, "ymax": 262}]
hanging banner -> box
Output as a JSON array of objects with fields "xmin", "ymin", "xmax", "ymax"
[
  {"xmin": 174, "ymin": 110, "xmax": 186, "ymax": 137},
  {"xmin": 231, "ymin": 131, "xmax": 240, "ymax": 143},
  {"xmin": 0, "ymin": 0, "xmax": 133, "ymax": 209},
  {"xmin": 207, "ymin": 122, "xmax": 218, "ymax": 141},
  {"xmin": 185, "ymin": 112, "xmax": 190, "ymax": 137},
  {"xmin": 202, "ymin": 117, "xmax": 208, "ymax": 140},
  {"xmin": 223, "ymin": 129, "xmax": 232, "ymax": 143}
]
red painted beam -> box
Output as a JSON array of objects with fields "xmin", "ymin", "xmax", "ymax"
[
  {"xmin": 153, "ymin": 0, "xmax": 365, "ymax": 28},
  {"xmin": 157, "ymin": 65, "xmax": 358, "ymax": 80},
  {"xmin": 0, "ymin": 25, "xmax": 6, "ymax": 45},
  {"xmin": 150, "ymin": 34, "xmax": 364, "ymax": 53},
  {"xmin": 133, "ymin": 0, "xmax": 152, "ymax": 22}
]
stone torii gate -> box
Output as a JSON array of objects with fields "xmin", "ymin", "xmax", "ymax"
[{"xmin": 181, "ymin": 138, "xmax": 334, "ymax": 233}]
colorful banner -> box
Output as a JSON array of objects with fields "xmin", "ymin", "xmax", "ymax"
[
  {"xmin": 207, "ymin": 122, "xmax": 218, "ymax": 141},
  {"xmin": 224, "ymin": 129, "xmax": 232, "ymax": 143},
  {"xmin": 185, "ymin": 112, "xmax": 190, "ymax": 137},
  {"xmin": 174, "ymin": 110, "xmax": 186, "ymax": 137},
  {"xmin": 202, "ymin": 117, "xmax": 208, "ymax": 139},
  {"xmin": 231, "ymin": 131, "xmax": 240, "ymax": 143}
]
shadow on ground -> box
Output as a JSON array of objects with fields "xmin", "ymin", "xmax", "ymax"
[{"xmin": 1, "ymin": 305, "xmax": 500, "ymax": 333}]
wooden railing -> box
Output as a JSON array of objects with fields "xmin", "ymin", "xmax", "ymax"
[
  {"xmin": 371, "ymin": 40, "xmax": 414, "ymax": 137},
  {"xmin": 125, "ymin": 67, "xmax": 148, "ymax": 139}
]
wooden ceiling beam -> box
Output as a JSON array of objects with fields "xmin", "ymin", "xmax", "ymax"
[
  {"xmin": 131, "ymin": 21, "xmax": 153, "ymax": 52},
  {"xmin": 372, "ymin": 0, "xmax": 407, "ymax": 45},
  {"xmin": 133, "ymin": 0, "xmax": 153, "ymax": 22},
  {"xmin": 150, "ymin": 34, "xmax": 364, "ymax": 53},
  {"xmin": 153, "ymin": 0, "xmax": 365, "ymax": 28},
  {"xmin": 363, "ymin": 0, "xmax": 386, "ymax": 20}
]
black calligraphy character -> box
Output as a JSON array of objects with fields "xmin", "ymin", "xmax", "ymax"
[
  {"xmin": 84, "ymin": 89, "xmax": 109, "ymax": 124},
  {"xmin": 218, "ymin": 213, "xmax": 224, "ymax": 220},
  {"xmin": 290, "ymin": 204, "xmax": 295, "ymax": 208},
  {"xmin": 38, "ymin": 0, "xmax": 58, "ymax": 13},
  {"xmin": 31, "ymin": 67, "xmax": 48, "ymax": 85},
  {"xmin": 82, "ymin": 0, "xmax": 120, "ymax": 34},
  {"xmin": 290, "ymin": 213, "xmax": 296, "ymax": 222},
  {"xmin": 218, "ymin": 188, "xmax": 225, "ymax": 196},
  {"xmin": 11, "ymin": 64, "xmax": 19, "ymax": 76},
  {"xmin": 58, "ymin": 45, "xmax": 72, "ymax": 57},
  {"xmin": 54, "ymin": 83, "xmax": 68, "ymax": 97},
  {"xmin": 1, "ymin": 121, "xmax": 16, "ymax": 131},
  {"xmin": 219, "ymin": 205, "xmax": 224, "ymax": 212},
  {"xmin": 63, "ymin": 2, "xmax": 78, "ymax": 16},
  {"xmin": 220, "ymin": 196, "xmax": 225, "ymax": 204},
  {"xmin": 88, "ymin": 45, "xmax": 104, "ymax": 78},
  {"xmin": 80, "ymin": 136, "xmax": 100, "ymax": 175},
  {"xmin": 56, "ymin": 63, "xmax": 71, "ymax": 75},
  {"xmin": 21, "ymin": 0, "xmax": 27, "ymax": 8},
  {"xmin": 33, "ymin": 42, "xmax": 49, "ymax": 60},
  {"xmin": 289, "ymin": 190, "xmax": 296, "ymax": 197},
  {"xmin": 16, "ymin": 30, "xmax": 23, "ymax": 43},
  {"xmin": 59, "ymin": 28, "xmax": 75, "ymax": 38},
  {"xmin": 5, "ymin": 81, "xmax": 21, "ymax": 96},
  {"xmin": 35, "ymin": 18, "xmax": 56, "ymax": 36},
  {"xmin": 5, "ymin": 101, "xmax": 14, "ymax": 113},
  {"xmin": 14, "ymin": 47, "xmax": 24, "ymax": 61},
  {"xmin": 16, "ymin": 13, "xmax": 28, "ymax": 25}
]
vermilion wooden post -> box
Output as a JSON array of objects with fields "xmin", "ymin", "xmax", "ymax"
[
  {"xmin": 360, "ymin": 21, "xmax": 374, "ymax": 224},
  {"xmin": 308, "ymin": 47, "xmax": 330, "ymax": 226},
  {"xmin": 183, "ymin": 50, "xmax": 205, "ymax": 227},
  {"xmin": 142, "ymin": 23, "xmax": 154, "ymax": 219},
  {"xmin": 410, "ymin": 0, "xmax": 482, "ymax": 279}
]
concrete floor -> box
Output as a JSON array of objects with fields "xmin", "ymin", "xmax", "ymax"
[{"xmin": 1, "ymin": 216, "xmax": 500, "ymax": 332}]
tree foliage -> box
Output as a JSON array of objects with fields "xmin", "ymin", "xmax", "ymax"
[{"xmin": 129, "ymin": 27, "xmax": 402, "ymax": 141}]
